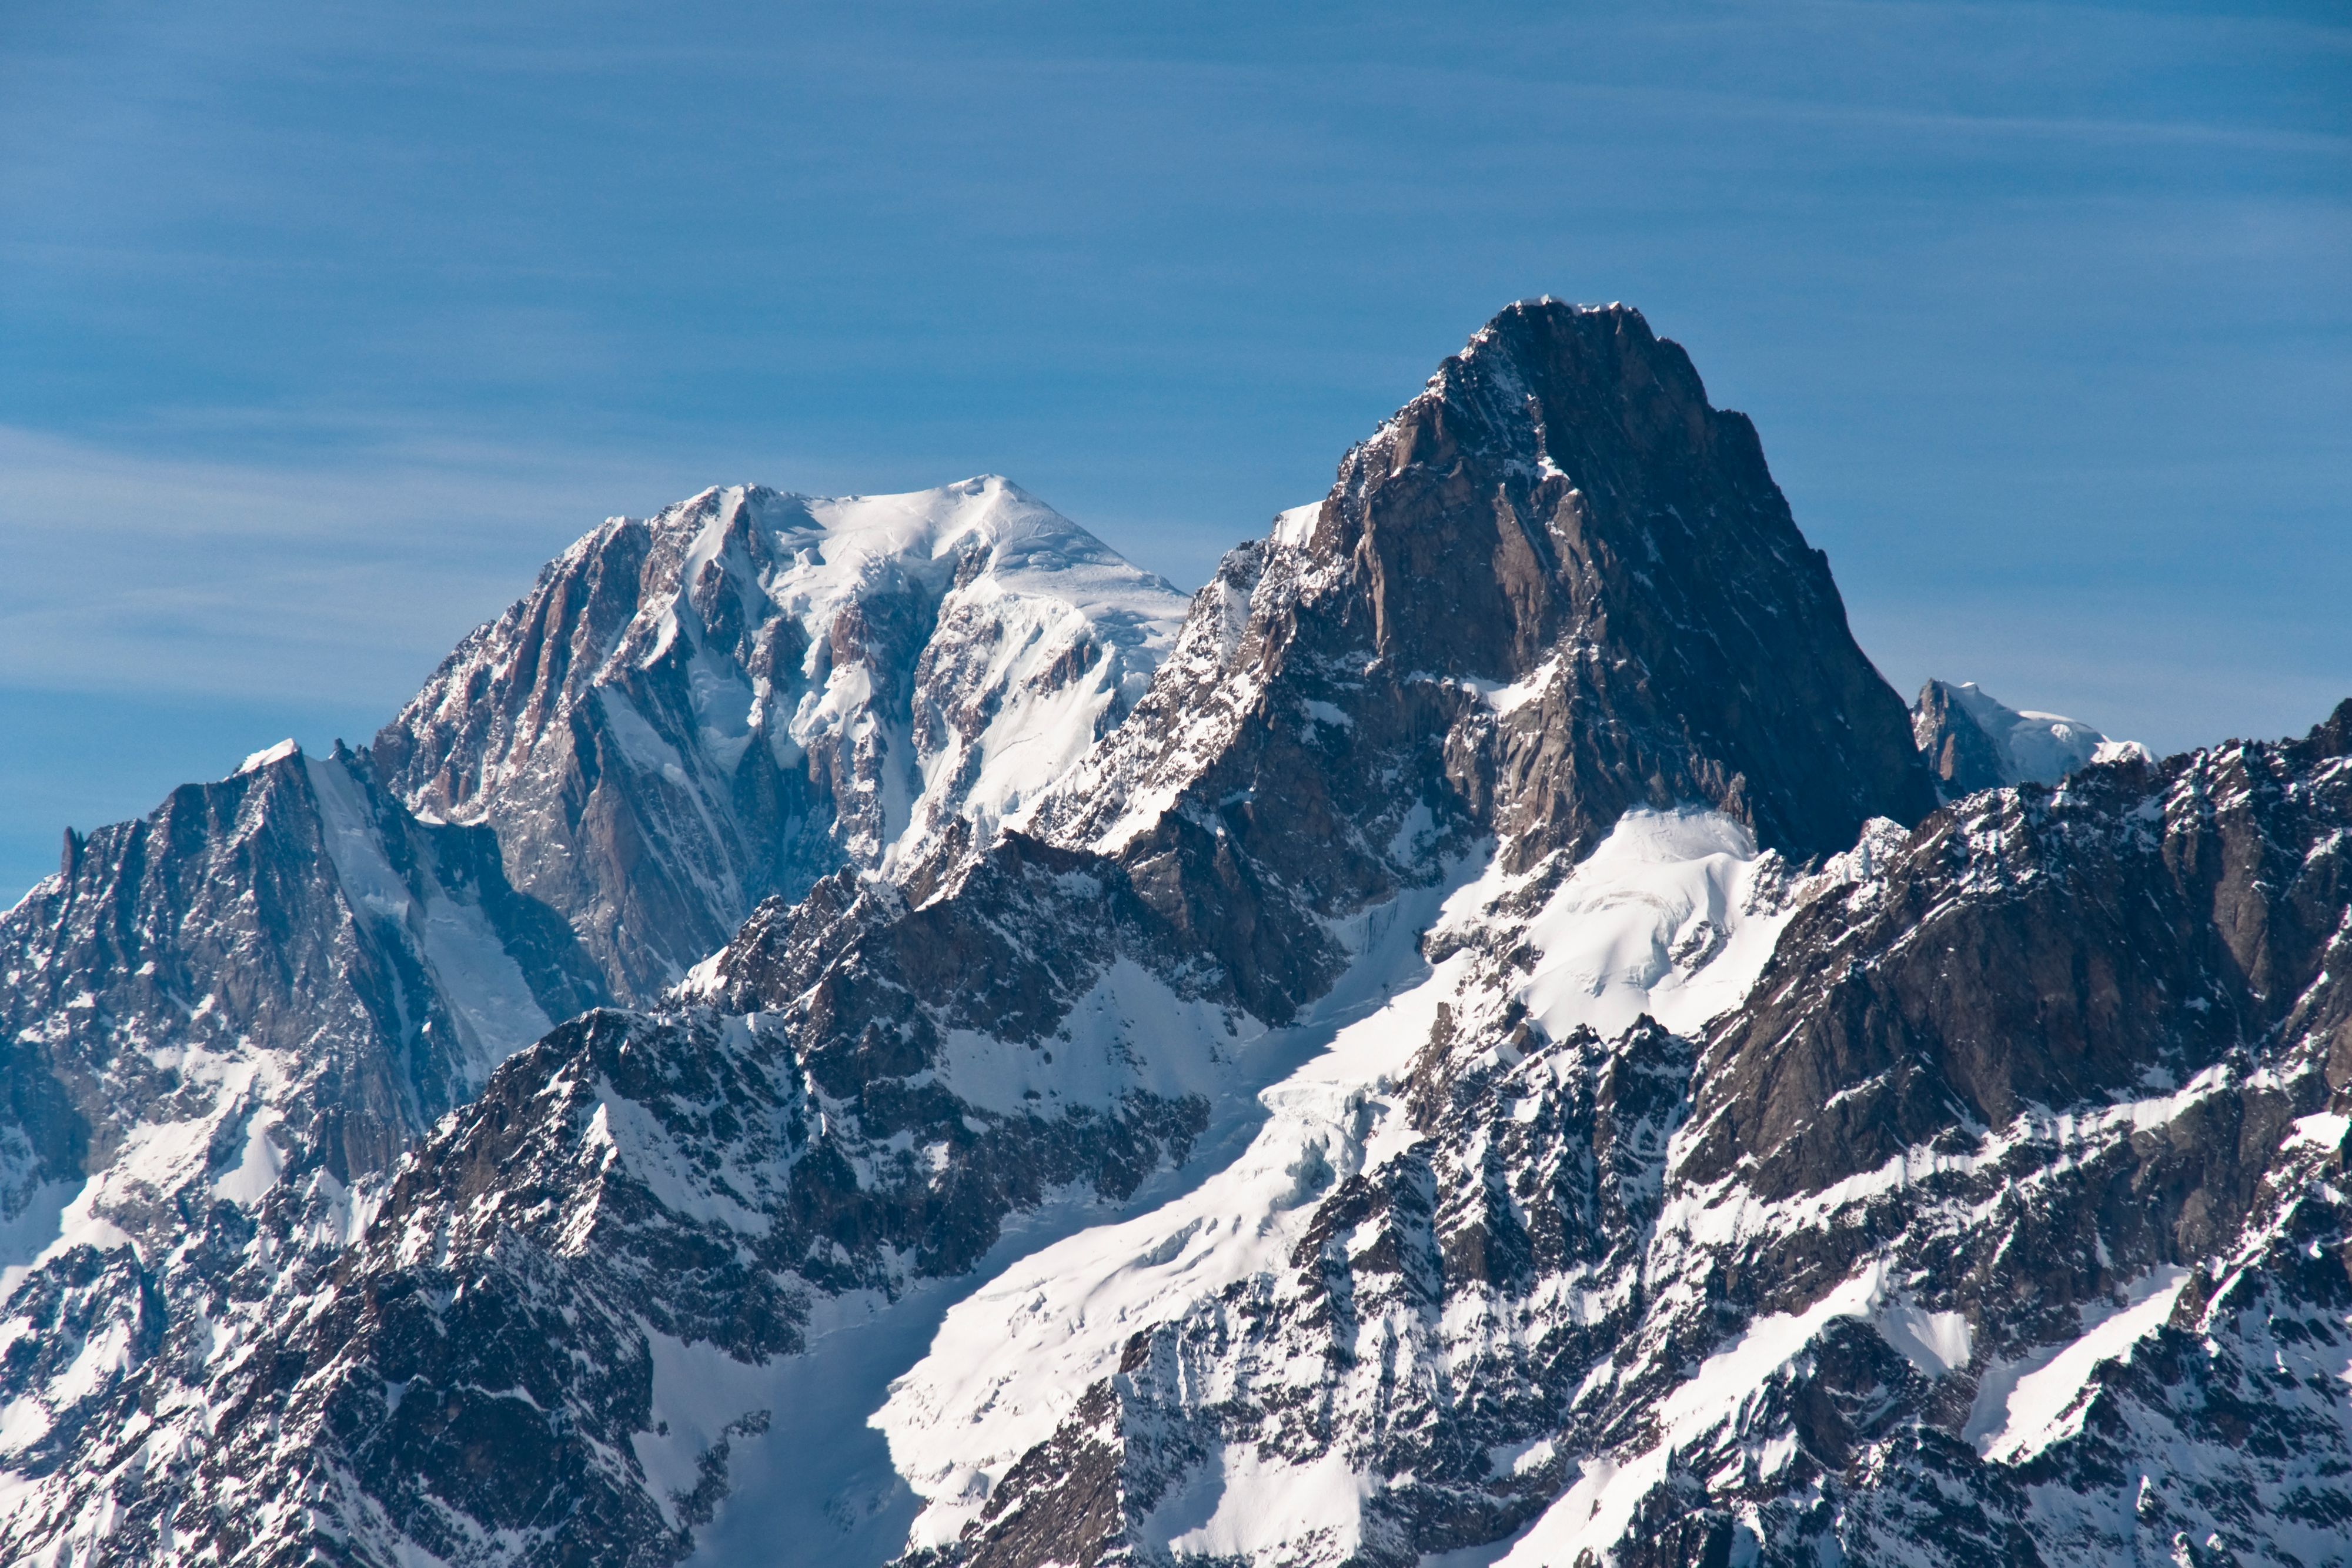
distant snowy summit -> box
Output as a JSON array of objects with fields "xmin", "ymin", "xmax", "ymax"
[
  {"xmin": 373, "ymin": 475, "xmax": 1190, "ymax": 998},
  {"xmin": 1912, "ymin": 676, "xmax": 2150, "ymax": 800}
]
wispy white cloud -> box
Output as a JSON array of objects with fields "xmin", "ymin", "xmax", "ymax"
[{"xmin": 0, "ymin": 424, "xmax": 705, "ymax": 706}]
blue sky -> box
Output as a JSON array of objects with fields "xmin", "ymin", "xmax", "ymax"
[{"xmin": 3, "ymin": 0, "xmax": 2347, "ymax": 901}]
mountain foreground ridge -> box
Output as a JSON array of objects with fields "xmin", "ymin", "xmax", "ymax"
[{"xmin": 0, "ymin": 300, "xmax": 2346, "ymax": 1568}]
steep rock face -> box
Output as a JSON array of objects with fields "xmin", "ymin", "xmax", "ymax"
[
  {"xmin": 373, "ymin": 477, "xmax": 1187, "ymax": 999},
  {"xmin": 0, "ymin": 743, "xmax": 606, "ymax": 1559},
  {"xmin": 1034, "ymin": 300, "xmax": 1936, "ymax": 888},
  {"xmin": 0, "ymin": 743, "xmax": 604, "ymax": 1236},
  {"xmin": 46, "ymin": 300, "xmax": 1957, "ymax": 1567},
  {"xmin": 1911, "ymin": 678, "xmax": 2147, "ymax": 800},
  {"xmin": 1685, "ymin": 710, "xmax": 2351, "ymax": 1202}
]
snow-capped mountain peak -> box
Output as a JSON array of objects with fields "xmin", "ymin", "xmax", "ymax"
[
  {"xmin": 373, "ymin": 476, "xmax": 1188, "ymax": 998},
  {"xmin": 624, "ymin": 476, "xmax": 1170, "ymax": 658}
]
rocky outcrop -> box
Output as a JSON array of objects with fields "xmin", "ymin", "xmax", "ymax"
[{"xmin": 1686, "ymin": 706, "xmax": 2352, "ymax": 1201}]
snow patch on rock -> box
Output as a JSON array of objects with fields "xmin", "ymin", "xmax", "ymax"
[{"xmin": 1974, "ymin": 1265, "xmax": 2191, "ymax": 1463}]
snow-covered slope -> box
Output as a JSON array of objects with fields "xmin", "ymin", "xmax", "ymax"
[
  {"xmin": 374, "ymin": 477, "xmax": 1188, "ymax": 999},
  {"xmin": 897, "ymin": 711, "xmax": 2352, "ymax": 1568},
  {"xmin": 1912, "ymin": 678, "xmax": 2150, "ymax": 800}
]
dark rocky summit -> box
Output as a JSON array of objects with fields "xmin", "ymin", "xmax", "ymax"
[
  {"xmin": 1031, "ymin": 300, "xmax": 1936, "ymax": 875},
  {"xmin": 1, "ymin": 302, "xmax": 2344, "ymax": 1568}
]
